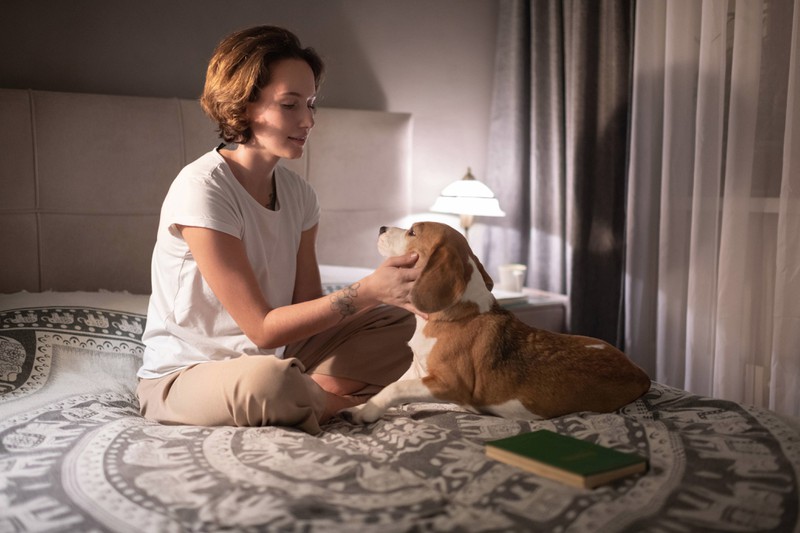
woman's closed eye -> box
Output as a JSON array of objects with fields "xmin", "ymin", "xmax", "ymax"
[{"xmin": 281, "ymin": 97, "xmax": 316, "ymax": 112}]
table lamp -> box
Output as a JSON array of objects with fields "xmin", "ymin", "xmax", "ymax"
[{"xmin": 430, "ymin": 167, "xmax": 505, "ymax": 238}]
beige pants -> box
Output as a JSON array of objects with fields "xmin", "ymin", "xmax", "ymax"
[{"xmin": 137, "ymin": 306, "xmax": 414, "ymax": 434}]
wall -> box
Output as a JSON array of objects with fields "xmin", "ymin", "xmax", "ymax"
[{"xmin": 0, "ymin": 0, "xmax": 498, "ymax": 213}]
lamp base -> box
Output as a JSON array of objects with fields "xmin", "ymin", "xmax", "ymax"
[{"xmin": 460, "ymin": 213, "xmax": 474, "ymax": 240}]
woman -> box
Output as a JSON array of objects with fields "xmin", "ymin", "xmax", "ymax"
[{"xmin": 136, "ymin": 26, "xmax": 420, "ymax": 434}]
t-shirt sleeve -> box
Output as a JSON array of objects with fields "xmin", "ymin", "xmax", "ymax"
[
  {"xmin": 279, "ymin": 166, "xmax": 320, "ymax": 231},
  {"xmin": 164, "ymin": 171, "xmax": 241, "ymax": 239},
  {"xmin": 301, "ymin": 178, "xmax": 321, "ymax": 231}
]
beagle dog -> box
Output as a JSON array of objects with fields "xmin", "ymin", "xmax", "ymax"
[{"xmin": 343, "ymin": 221, "xmax": 651, "ymax": 424}]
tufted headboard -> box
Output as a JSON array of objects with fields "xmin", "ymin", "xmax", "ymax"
[{"xmin": 0, "ymin": 89, "xmax": 412, "ymax": 294}]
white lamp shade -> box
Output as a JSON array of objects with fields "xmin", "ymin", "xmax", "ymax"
[
  {"xmin": 431, "ymin": 195, "xmax": 505, "ymax": 217},
  {"xmin": 430, "ymin": 173, "xmax": 506, "ymax": 217}
]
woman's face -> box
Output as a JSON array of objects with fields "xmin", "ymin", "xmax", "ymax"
[{"xmin": 246, "ymin": 58, "xmax": 317, "ymax": 160}]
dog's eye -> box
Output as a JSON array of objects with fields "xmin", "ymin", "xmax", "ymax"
[{"xmin": 407, "ymin": 228, "xmax": 416, "ymax": 237}]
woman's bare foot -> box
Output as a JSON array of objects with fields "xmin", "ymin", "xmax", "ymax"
[
  {"xmin": 320, "ymin": 392, "xmax": 368, "ymax": 422},
  {"xmin": 311, "ymin": 374, "xmax": 368, "ymax": 396},
  {"xmin": 311, "ymin": 374, "xmax": 377, "ymax": 422}
]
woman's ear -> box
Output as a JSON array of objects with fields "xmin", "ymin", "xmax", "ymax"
[{"xmin": 410, "ymin": 245, "xmax": 466, "ymax": 313}]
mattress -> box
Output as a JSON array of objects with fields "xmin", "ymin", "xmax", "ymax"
[{"xmin": 2, "ymin": 288, "xmax": 798, "ymax": 532}]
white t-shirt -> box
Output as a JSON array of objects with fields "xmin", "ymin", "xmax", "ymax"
[{"xmin": 138, "ymin": 148, "xmax": 320, "ymax": 379}]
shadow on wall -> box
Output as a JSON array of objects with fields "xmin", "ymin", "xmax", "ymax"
[{"xmin": 0, "ymin": 0, "xmax": 386, "ymax": 109}]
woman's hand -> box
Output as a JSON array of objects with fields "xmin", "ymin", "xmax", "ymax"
[{"xmin": 360, "ymin": 253, "xmax": 428, "ymax": 318}]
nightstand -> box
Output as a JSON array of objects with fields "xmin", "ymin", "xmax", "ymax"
[{"xmin": 495, "ymin": 288, "xmax": 569, "ymax": 333}]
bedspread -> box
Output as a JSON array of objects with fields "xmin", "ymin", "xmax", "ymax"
[{"xmin": 1, "ymin": 299, "xmax": 799, "ymax": 532}]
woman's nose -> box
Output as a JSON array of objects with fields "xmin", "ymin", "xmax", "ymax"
[{"xmin": 302, "ymin": 108, "xmax": 315, "ymax": 128}]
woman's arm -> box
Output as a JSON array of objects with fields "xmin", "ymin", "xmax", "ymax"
[
  {"xmin": 292, "ymin": 224, "xmax": 324, "ymax": 304},
  {"xmin": 180, "ymin": 225, "xmax": 420, "ymax": 350}
]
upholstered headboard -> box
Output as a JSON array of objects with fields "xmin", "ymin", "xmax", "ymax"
[{"xmin": 0, "ymin": 89, "xmax": 412, "ymax": 294}]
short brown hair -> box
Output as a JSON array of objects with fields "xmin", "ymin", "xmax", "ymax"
[{"xmin": 200, "ymin": 26, "xmax": 324, "ymax": 144}]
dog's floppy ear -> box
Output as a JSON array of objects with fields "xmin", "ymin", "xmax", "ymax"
[
  {"xmin": 411, "ymin": 244, "xmax": 466, "ymax": 313},
  {"xmin": 470, "ymin": 250, "xmax": 494, "ymax": 291}
]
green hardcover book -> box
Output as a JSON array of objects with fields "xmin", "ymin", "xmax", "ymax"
[{"xmin": 485, "ymin": 429, "xmax": 648, "ymax": 489}]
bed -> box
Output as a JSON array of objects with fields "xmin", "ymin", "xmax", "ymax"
[{"xmin": 2, "ymin": 88, "xmax": 799, "ymax": 532}]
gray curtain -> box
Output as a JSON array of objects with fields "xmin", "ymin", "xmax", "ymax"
[{"xmin": 482, "ymin": 0, "xmax": 633, "ymax": 345}]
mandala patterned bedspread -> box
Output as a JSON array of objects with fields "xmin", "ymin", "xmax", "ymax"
[{"xmin": 1, "ymin": 296, "xmax": 799, "ymax": 532}]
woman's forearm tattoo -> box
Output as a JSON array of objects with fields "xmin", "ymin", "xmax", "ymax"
[{"xmin": 330, "ymin": 282, "xmax": 360, "ymax": 318}]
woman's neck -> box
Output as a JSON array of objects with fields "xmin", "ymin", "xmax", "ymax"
[{"xmin": 220, "ymin": 144, "xmax": 280, "ymax": 208}]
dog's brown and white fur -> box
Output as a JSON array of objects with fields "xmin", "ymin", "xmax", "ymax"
[{"xmin": 343, "ymin": 222, "xmax": 651, "ymax": 424}]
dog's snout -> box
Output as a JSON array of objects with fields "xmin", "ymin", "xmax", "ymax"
[{"xmin": 379, "ymin": 226, "xmax": 388, "ymax": 235}]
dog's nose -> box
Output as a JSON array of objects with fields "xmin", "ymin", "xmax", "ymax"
[{"xmin": 379, "ymin": 226, "xmax": 388, "ymax": 235}]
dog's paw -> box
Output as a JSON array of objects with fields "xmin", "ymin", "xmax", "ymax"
[{"xmin": 340, "ymin": 403, "xmax": 385, "ymax": 424}]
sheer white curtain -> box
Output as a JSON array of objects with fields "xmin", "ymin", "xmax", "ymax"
[{"xmin": 626, "ymin": 0, "xmax": 800, "ymax": 418}]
